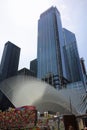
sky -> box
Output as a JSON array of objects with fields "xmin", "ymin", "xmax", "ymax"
[{"xmin": 0, "ymin": 0, "xmax": 87, "ymax": 71}]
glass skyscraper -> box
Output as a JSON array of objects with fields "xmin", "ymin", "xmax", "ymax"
[
  {"xmin": 37, "ymin": 7, "xmax": 66, "ymax": 87},
  {"xmin": 37, "ymin": 6, "xmax": 84, "ymax": 88},
  {"xmin": 0, "ymin": 41, "xmax": 20, "ymax": 81},
  {"xmin": 63, "ymin": 28, "xmax": 84, "ymax": 83}
]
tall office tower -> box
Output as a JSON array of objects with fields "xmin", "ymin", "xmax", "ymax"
[
  {"xmin": 30, "ymin": 59, "xmax": 37, "ymax": 76},
  {"xmin": 63, "ymin": 28, "xmax": 84, "ymax": 83},
  {"xmin": 37, "ymin": 7, "xmax": 67, "ymax": 89},
  {"xmin": 0, "ymin": 41, "xmax": 20, "ymax": 81}
]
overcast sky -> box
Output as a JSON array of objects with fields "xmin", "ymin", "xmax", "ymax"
[{"xmin": 0, "ymin": 0, "xmax": 87, "ymax": 71}]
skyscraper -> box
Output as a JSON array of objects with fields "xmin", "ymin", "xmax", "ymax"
[
  {"xmin": 0, "ymin": 41, "xmax": 20, "ymax": 81},
  {"xmin": 63, "ymin": 28, "xmax": 84, "ymax": 83},
  {"xmin": 37, "ymin": 6, "xmax": 67, "ymax": 88},
  {"xmin": 37, "ymin": 6, "xmax": 85, "ymax": 88},
  {"xmin": 30, "ymin": 59, "xmax": 37, "ymax": 76}
]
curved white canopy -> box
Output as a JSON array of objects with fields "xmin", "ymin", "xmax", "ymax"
[{"xmin": 0, "ymin": 75, "xmax": 77, "ymax": 114}]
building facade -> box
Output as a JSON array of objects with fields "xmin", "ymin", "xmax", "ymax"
[
  {"xmin": 18, "ymin": 68, "xmax": 36, "ymax": 77},
  {"xmin": 80, "ymin": 58, "xmax": 87, "ymax": 87},
  {"xmin": 63, "ymin": 28, "xmax": 84, "ymax": 83},
  {"xmin": 0, "ymin": 41, "xmax": 20, "ymax": 81},
  {"xmin": 37, "ymin": 7, "xmax": 67, "ymax": 88},
  {"xmin": 30, "ymin": 59, "xmax": 37, "ymax": 76},
  {"xmin": 37, "ymin": 6, "xmax": 85, "ymax": 88}
]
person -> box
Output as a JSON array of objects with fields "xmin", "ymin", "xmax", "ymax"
[
  {"xmin": 84, "ymin": 127, "xmax": 87, "ymax": 130},
  {"xmin": 68, "ymin": 125, "xmax": 74, "ymax": 130}
]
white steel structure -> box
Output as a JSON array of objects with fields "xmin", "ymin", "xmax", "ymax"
[{"xmin": 0, "ymin": 75, "xmax": 77, "ymax": 114}]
